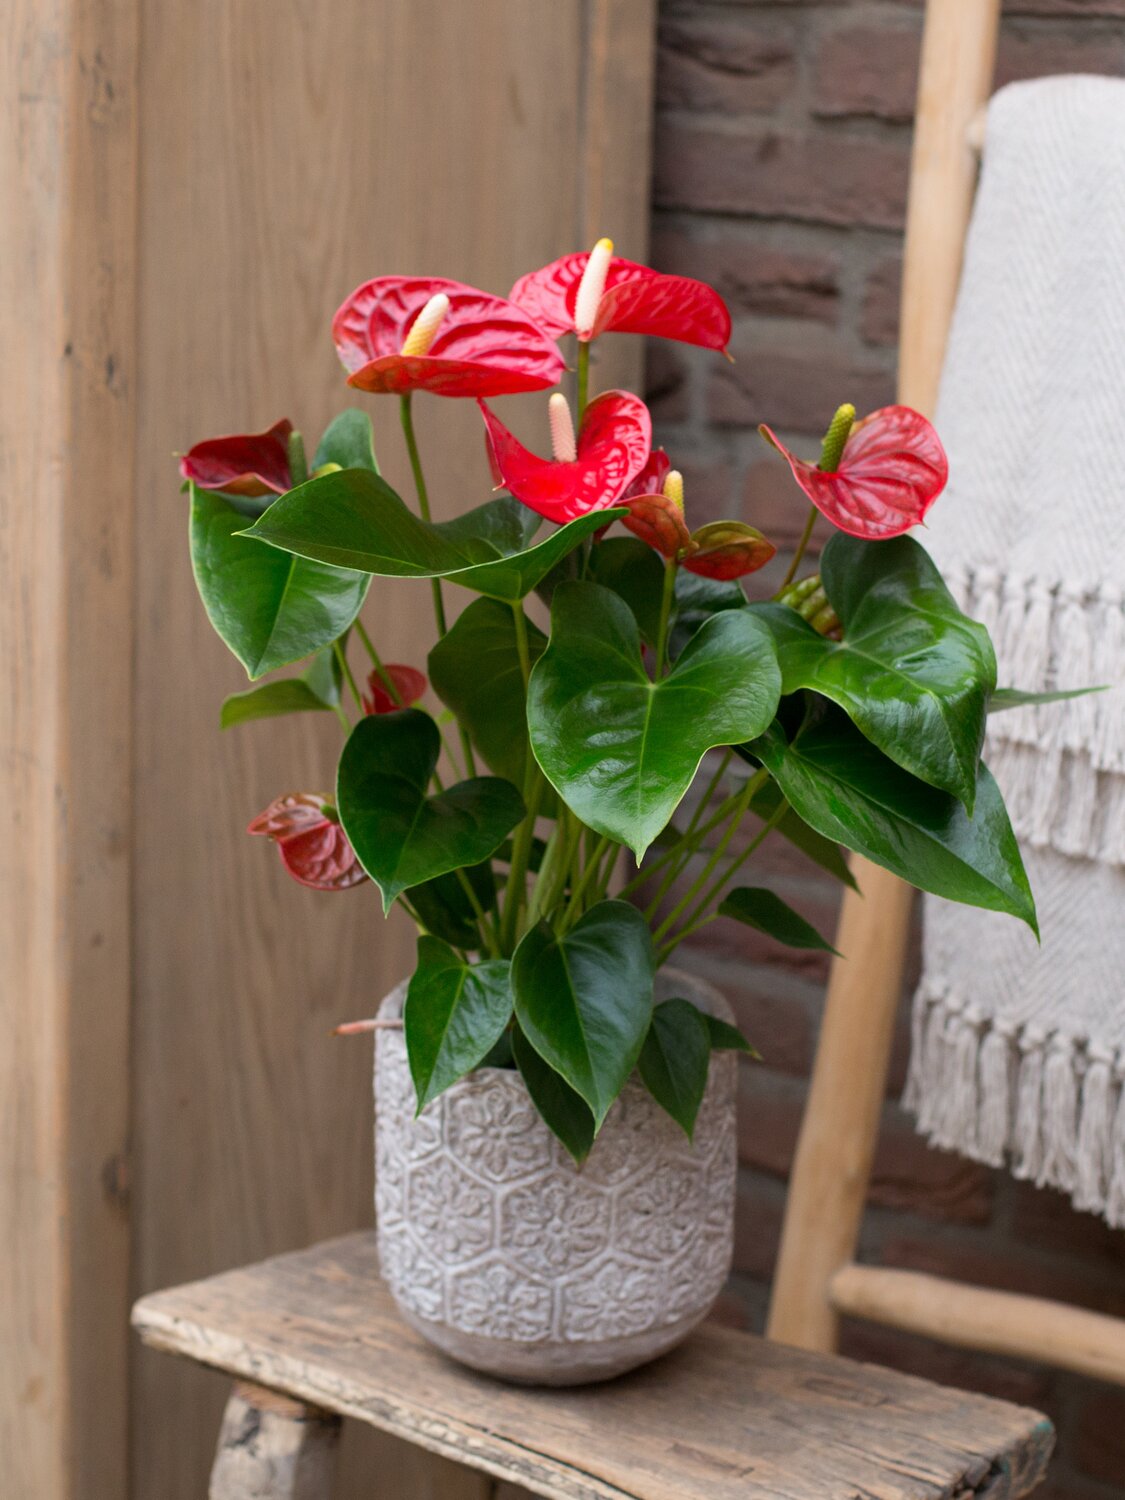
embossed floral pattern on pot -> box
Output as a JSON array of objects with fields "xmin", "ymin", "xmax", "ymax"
[{"xmin": 374, "ymin": 968, "xmax": 738, "ymax": 1386}]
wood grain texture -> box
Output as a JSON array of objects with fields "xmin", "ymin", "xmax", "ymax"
[
  {"xmin": 1, "ymin": 1, "xmax": 138, "ymax": 1496},
  {"xmin": 208, "ymin": 1383, "xmax": 340, "ymax": 1500},
  {"xmin": 767, "ymin": 0, "xmax": 1002, "ymax": 1355},
  {"xmin": 134, "ymin": 1233, "xmax": 1055, "ymax": 1500},
  {"xmin": 129, "ymin": 4, "xmax": 654, "ymax": 1496}
]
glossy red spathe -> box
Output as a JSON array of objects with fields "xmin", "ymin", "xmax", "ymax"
[
  {"xmin": 247, "ymin": 792, "xmax": 367, "ymax": 892},
  {"xmin": 332, "ymin": 277, "xmax": 567, "ymax": 398},
  {"xmin": 761, "ymin": 405, "xmax": 948, "ymax": 541},
  {"xmin": 479, "ymin": 390, "xmax": 652, "ymax": 525},
  {"xmin": 180, "ymin": 418, "xmax": 293, "ymax": 497},
  {"xmin": 510, "ymin": 253, "xmax": 731, "ymax": 352},
  {"xmin": 363, "ymin": 664, "xmax": 428, "ymax": 716}
]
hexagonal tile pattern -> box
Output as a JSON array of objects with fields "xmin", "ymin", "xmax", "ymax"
[{"xmin": 373, "ymin": 971, "xmax": 738, "ymax": 1381}]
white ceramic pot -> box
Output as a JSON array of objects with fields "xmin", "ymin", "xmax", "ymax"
[{"xmin": 374, "ymin": 968, "xmax": 737, "ymax": 1385}]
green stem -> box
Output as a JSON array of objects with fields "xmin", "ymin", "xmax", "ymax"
[
  {"xmin": 500, "ymin": 773, "xmax": 545, "ymax": 952},
  {"xmin": 643, "ymin": 750, "xmax": 733, "ymax": 921},
  {"xmin": 331, "ymin": 703, "xmax": 350, "ymax": 734},
  {"xmin": 559, "ymin": 833, "xmax": 611, "ymax": 930},
  {"xmin": 659, "ymin": 797, "xmax": 787, "ymax": 961},
  {"xmin": 333, "ymin": 639, "xmax": 362, "ymax": 711},
  {"xmin": 452, "ymin": 866, "xmax": 499, "ymax": 957},
  {"xmin": 576, "ymin": 339, "xmax": 590, "ymax": 419},
  {"xmin": 400, "ymin": 393, "xmax": 448, "ymax": 637},
  {"xmin": 286, "ymin": 429, "xmax": 308, "ymax": 488},
  {"xmin": 654, "ymin": 558, "xmax": 677, "ymax": 678},
  {"xmin": 354, "ymin": 618, "xmax": 402, "ymax": 704},
  {"xmin": 616, "ymin": 784, "xmax": 747, "ymax": 903},
  {"xmin": 653, "ymin": 770, "xmax": 767, "ymax": 944},
  {"xmin": 778, "ymin": 504, "xmax": 818, "ymax": 592},
  {"xmin": 525, "ymin": 818, "xmax": 569, "ymax": 930}
]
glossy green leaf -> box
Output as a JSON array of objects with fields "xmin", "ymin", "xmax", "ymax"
[
  {"xmin": 409, "ymin": 861, "xmax": 496, "ymax": 950},
  {"xmin": 428, "ymin": 598, "xmax": 546, "ymax": 788},
  {"xmin": 336, "ymin": 710, "xmax": 524, "ymax": 911},
  {"xmin": 220, "ymin": 677, "xmax": 332, "ymax": 728},
  {"xmin": 749, "ymin": 533, "xmax": 996, "ymax": 811},
  {"xmin": 313, "ymin": 409, "xmax": 380, "ymax": 474},
  {"xmin": 746, "ymin": 701, "xmax": 1036, "ymax": 932},
  {"xmin": 588, "ymin": 536, "xmax": 666, "ymax": 645},
  {"xmin": 670, "ymin": 568, "xmax": 746, "ymax": 657},
  {"xmin": 190, "ymin": 484, "xmax": 370, "ymax": 679},
  {"xmin": 511, "ymin": 899, "xmax": 655, "ymax": 1128},
  {"xmin": 701, "ymin": 1011, "xmax": 758, "ymax": 1055},
  {"xmin": 511, "ymin": 1024, "xmax": 595, "ymax": 1163},
  {"xmin": 242, "ymin": 466, "xmax": 622, "ymax": 601},
  {"xmin": 404, "ymin": 938, "xmax": 513, "ymax": 1111},
  {"xmin": 990, "ymin": 685, "xmax": 1105, "ymax": 711},
  {"xmin": 718, "ymin": 886, "xmax": 839, "ymax": 953},
  {"xmin": 220, "ymin": 645, "xmax": 343, "ymax": 728},
  {"xmin": 528, "ymin": 581, "xmax": 781, "ymax": 859},
  {"xmin": 637, "ymin": 999, "xmax": 711, "ymax": 1140},
  {"xmin": 747, "ymin": 778, "xmax": 858, "ymax": 890}
]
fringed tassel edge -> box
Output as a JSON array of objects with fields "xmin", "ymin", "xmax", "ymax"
[
  {"xmin": 949, "ymin": 565, "xmax": 1125, "ymax": 867},
  {"xmin": 906, "ymin": 981, "xmax": 1125, "ymax": 1228}
]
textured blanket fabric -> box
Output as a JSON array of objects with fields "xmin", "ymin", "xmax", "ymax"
[{"xmin": 903, "ymin": 76, "xmax": 1125, "ymax": 1225}]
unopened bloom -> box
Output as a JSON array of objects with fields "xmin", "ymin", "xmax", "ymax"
[
  {"xmin": 180, "ymin": 419, "xmax": 294, "ymax": 497},
  {"xmin": 363, "ymin": 664, "xmax": 427, "ymax": 716},
  {"xmin": 247, "ymin": 793, "xmax": 367, "ymax": 892}
]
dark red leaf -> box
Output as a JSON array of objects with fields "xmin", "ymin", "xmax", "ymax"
[
  {"xmin": 180, "ymin": 418, "xmax": 293, "ymax": 497},
  {"xmin": 761, "ymin": 405, "xmax": 948, "ymax": 541},
  {"xmin": 332, "ymin": 277, "xmax": 566, "ymax": 398},
  {"xmin": 363, "ymin": 663, "xmax": 428, "ymax": 715},
  {"xmin": 511, "ymin": 253, "xmax": 731, "ymax": 351},
  {"xmin": 683, "ymin": 521, "xmax": 776, "ymax": 580},
  {"xmin": 621, "ymin": 493, "xmax": 692, "ymax": 560},
  {"xmin": 479, "ymin": 390, "xmax": 651, "ymax": 524}
]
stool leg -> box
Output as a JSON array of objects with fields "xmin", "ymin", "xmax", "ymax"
[{"xmin": 209, "ymin": 1380, "xmax": 341, "ymax": 1500}]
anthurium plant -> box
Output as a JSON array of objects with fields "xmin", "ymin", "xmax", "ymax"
[{"xmin": 184, "ymin": 238, "xmax": 1051, "ymax": 1162}]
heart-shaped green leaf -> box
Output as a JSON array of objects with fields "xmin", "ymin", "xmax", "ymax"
[
  {"xmin": 746, "ymin": 701, "xmax": 1036, "ymax": 931},
  {"xmin": 528, "ymin": 581, "xmax": 781, "ymax": 859},
  {"xmin": 313, "ymin": 409, "xmax": 380, "ymax": 473},
  {"xmin": 511, "ymin": 899, "xmax": 655, "ymax": 1129},
  {"xmin": 990, "ymin": 685, "xmax": 1105, "ymax": 712},
  {"xmin": 637, "ymin": 999, "xmax": 711, "ymax": 1140},
  {"xmin": 511, "ymin": 1024, "xmax": 595, "ymax": 1163},
  {"xmin": 336, "ymin": 710, "xmax": 524, "ymax": 912},
  {"xmin": 408, "ymin": 861, "xmax": 496, "ymax": 951},
  {"xmin": 718, "ymin": 886, "xmax": 839, "ymax": 953},
  {"xmin": 241, "ymin": 467, "xmax": 621, "ymax": 602},
  {"xmin": 190, "ymin": 485, "xmax": 370, "ymax": 679},
  {"xmin": 428, "ymin": 598, "xmax": 546, "ymax": 789},
  {"xmin": 749, "ymin": 533, "xmax": 996, "ymax": 811},
  {"xmin": 589, "ymin": 536, "xmax": 667, "ymax": 645},
  {"xmin": 220, "ymin": 645, "xmax": 343, "ymax": 728},
  {"xmin": 404, "ymin": 937, "xmax": 513, "ymax": 1111}
]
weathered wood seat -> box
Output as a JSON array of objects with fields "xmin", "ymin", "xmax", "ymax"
[{"xmin": 131, "ymin": 1232, "xmax": 1053, "ymax": 1500}]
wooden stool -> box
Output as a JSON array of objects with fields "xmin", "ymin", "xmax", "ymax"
[{"xmin": 132, "ymin": 1233, "xmax": 1054, "ymax": 1500}]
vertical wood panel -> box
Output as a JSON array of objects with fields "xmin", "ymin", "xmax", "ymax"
[
  {"xmin": 1, "ymin": 2, "xmax": 137, "ymax": 1497},
  {"xmin": 129, "ymin": 3, "xmax": 655, "ymax": 1497}
]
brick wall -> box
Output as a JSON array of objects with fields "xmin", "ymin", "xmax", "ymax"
[{"xmin": 648, "ymin": 5, "xmax": 1125, "ymax": 1496}]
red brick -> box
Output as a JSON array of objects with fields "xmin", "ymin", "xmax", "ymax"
[
  {"xmin": 658, "ymin": 17, "xmax": 796, "ymax": 115},
  {"xmin": 1010, "ymin": 1178, "xmax": 1125, "ymax": 1272},
  {"xmin": 838, "ymin": 1319, "xmax": 1054, "ymax": 1408},
  {"xmin": 814, "ymin": 23, "xmax": 1125, "ymax": 123},
  {"xmin": 737, "ymin": 1072, "xmax": 994, "ymax": 1222},
  {"xmin": 644, "ymin": 340, "xmax": 690, "ymax": 422},
  {"xmin": 862, "ymin": 254, "xmax": 902, "ymax": 348},
  {"xmin": 676, "ymin": 456, "xmax": 736, "ymax": 527},
  {"xmin": 709, "ymin": 336, "xmax": 895, "ymax": 430},
  {"xmin": 653, "ymin": 122, "xmax": 911, "ymax": 229},
  {"xmin": 1074, "ymin": 1390, "xmax": 1125, "ymax": 1486},
  {"xmin": 743, "ymin": 455, "xmax": 823, "ymax": 545},
  {"xmin": 813, "ymin": 26, "xmax": 920, "ymax": 123},
  {"xmin": 706, "ymin": 1287, "xmax": 751, "ymax": 1330},
  {"xmin": 698, "ymin": 960, "xmax": 816, "ymax": 1075},
  {"xmin": 732, "ymin": 1174, "xmax": 786, "ymax": 1280},
  {"xmin": 879, "ymin": 1234, "xmax": 1125, "ymax": 1318},
  {"xmin": 650, "ymin": 224, "xmax": 841, "ymax": 323},
  {"xmin": 1003, "ymin": 0, "xmax": 1125, "ymax": 17}
]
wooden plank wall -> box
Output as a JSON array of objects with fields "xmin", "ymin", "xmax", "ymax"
[{"xmin": 2, "ymin": 2, "xmax": 656, "ymax": 1497}]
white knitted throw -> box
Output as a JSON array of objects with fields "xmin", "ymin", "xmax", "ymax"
[{"xmin": 903, "ymin": 77, "xmax": 1125, "ymax": 1225}]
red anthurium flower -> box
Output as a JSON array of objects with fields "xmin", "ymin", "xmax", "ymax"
[
  {"xmin": 479, "ymin": 390, "xmax": 652, "ymax": 525},
  {"xmin": 247, "ymin": 792, "xmax": 367, "ymax": 892},
  {"xmin": 180, "ymin": 418, "xmax": 293, "ymax": 497},
  {"xmin": 760, "ymin": 405, "xmax": 948, "ymax": 541},
  {"xmin": 622, "ymin": 447, "xmax": 672, "ymax": 502},
  {"xmin": 622, "ymin": 491, "xmax": 693, "ymax": 559},
  {"xmin": 510, "ymin": 239, "xmax": 731, "ymax": 352},
  {"xmin": 363, "ymin": 664, "xmax": 427, "ymax": 716},
  {"xmin": 332, "ymin": 276, "xmax": 567, "ymax": 398},
  {"xmin": 683, "ymin": 521, "xmax": 776, "ymax": 581}
]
